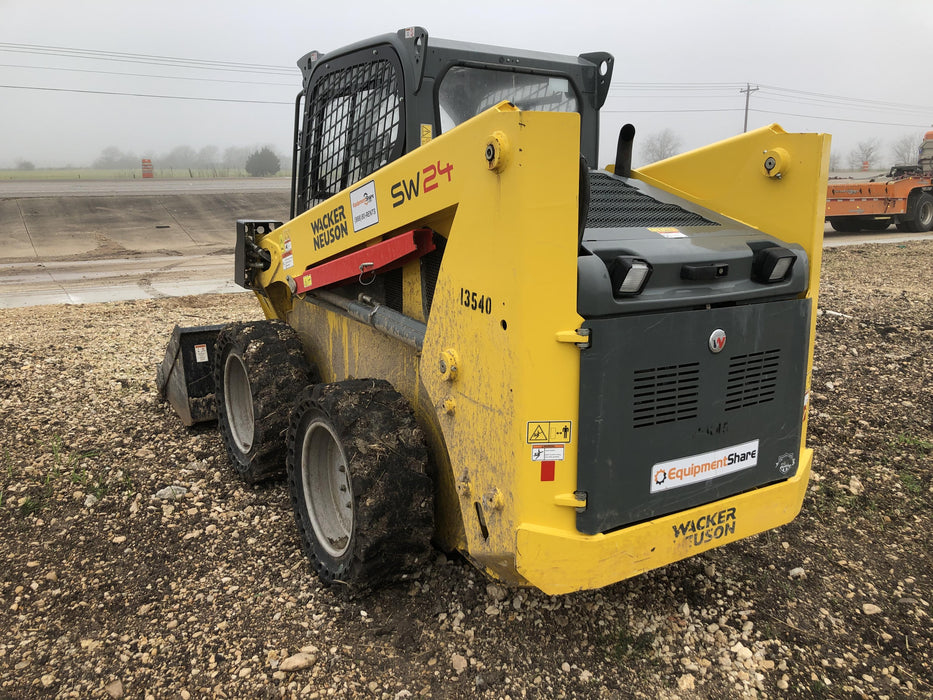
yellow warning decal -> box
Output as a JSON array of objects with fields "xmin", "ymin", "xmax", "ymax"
[
  {"xmin": 527, "ymin": 421, "xmax": 572, "ymax": 444},
  {"xmin": 421, "ymin": 124, "xmax": 433, "ymax": 146}
]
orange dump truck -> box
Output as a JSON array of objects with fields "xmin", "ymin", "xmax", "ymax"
[{"xmin": 826, "ymin": 130, "xmax": 933, "ymax": 233}]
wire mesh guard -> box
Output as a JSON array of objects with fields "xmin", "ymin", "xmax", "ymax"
[{"xmin": 300, "ymin": 59, "xmax": 403, "ymax": 206}]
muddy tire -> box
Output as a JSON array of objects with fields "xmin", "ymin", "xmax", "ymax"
[
  {"xmin": 214, "ymin": 321, "xmax": 316, "ymax": 483},
  {"xmin": 286, "ymin": 379, "xmax": 433, "ymax": 593}
]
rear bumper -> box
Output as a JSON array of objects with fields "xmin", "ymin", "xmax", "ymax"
[{"xmin": 515, "ymin": 448, "xmax": 811, "ymax": 595}]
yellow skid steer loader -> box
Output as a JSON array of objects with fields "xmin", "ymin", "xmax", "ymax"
[{"xmin": 158, "ymin": 27, "xmax": 830, "ymax": 595}]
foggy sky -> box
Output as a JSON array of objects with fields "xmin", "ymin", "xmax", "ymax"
[{"xmin": 2, "ymin": 0, "xmax": 932, "ymax": 169}]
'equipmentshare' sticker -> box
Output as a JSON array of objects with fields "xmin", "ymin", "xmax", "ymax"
[
  {"xmin": 650, "ymin": 439, "xmax": 759, "ymax": 493},
  {"xmin": 350, "ymin": 180, "xmax": 379, "ymax": 232}
]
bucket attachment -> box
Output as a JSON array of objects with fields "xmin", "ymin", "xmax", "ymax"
[{"xmin": 156, "ymin": 324, "xmax": 225, "ymax": 426}]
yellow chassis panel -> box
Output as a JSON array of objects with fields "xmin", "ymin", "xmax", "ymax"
[
  {"xmin": 518, "ymin": 450, "xmax": 812, "ymax": 595},
  {"xmin": 252, "ymin": 103, "xmax": 830, "ymax": 594}
]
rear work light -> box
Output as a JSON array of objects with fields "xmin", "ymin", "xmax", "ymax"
[
  {"xmin": 752, "ymin": 246, "xmax": 796, "ymax": 283},
  {"xmin": 609, "ymin": 256, "xmax": 651, "ymax": 296}
]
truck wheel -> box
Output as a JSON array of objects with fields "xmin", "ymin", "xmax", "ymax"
[
  {"xmin": 828, "ymin": 217, "xmax": 861, "ymax": 233},
  {"xmin": 286, "ymin": 379, "xmax": 433, "ymax": 593},
  {"xmin": 861, "ymin": 219, "xmax": 890, "ymax": 232},
  {"xmin": 214, "ymin": 321, "xmax": 316, "ymax": 483},
  {"xmin": 910, "ymin": 193, "xmax": 933, "ymax": 232}
]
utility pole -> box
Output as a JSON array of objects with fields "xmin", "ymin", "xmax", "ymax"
[{"xmin": 740, "ymin": 83, "xmax": 759, "ymax": 132}]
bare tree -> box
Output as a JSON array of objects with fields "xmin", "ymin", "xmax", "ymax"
[
  {"xmin": 847, "ymin": 138, "xmax": 882, "ymax": 171},
  {"xmin": 222, "ymin": 146, "xmax": 251, "ymax": 171},
  {"xmin": 93, "ymin": 146, "xmax": 138, "ymax": 169},
  {"xmin": 639, "ymin": 129, "xmax": 682, "ymax": 164},
  {"xmin": 890, "ymin": 133, "xmax": 921, "ymax": 165},
  {"xmin": 195, "ymin": 146, "xmax": 220, "ymax": 169},
  {"xmin": 161, "ymin": 145, "xmax": 197, "ymax": 169}
]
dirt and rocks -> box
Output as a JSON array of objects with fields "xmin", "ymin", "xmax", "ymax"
[{"xmin": 0, "ymin": 241, "xmax": 930, "ymax": 699}]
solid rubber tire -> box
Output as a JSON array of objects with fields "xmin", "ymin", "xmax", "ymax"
[
  {"xmin": 286, "ymin": 379, "xmax": 433, "ymax": 594},
  {"xmin": 214, "ymin": 320, "xmax": 316, "ymax": 483}
]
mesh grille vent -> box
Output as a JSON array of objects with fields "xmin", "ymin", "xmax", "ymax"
[
  {"xmin": 586, "ymin": 172, "xmax": 719, "ymax": 229},
  {"xmin": 420, "ymin": 235, "xmax": 446, "ymax": 317},
  {"xmin": 725, "ymin": 350, "xmax": 780, "ymax": 411},
  {"xmin": 632, "ymin": 362, "xmax": 700, "ymax": 428}
]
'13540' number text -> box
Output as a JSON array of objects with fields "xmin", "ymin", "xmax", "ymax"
[{"xmin": 460, "ymin": 288, "xmax": 492, "ymax": 314}]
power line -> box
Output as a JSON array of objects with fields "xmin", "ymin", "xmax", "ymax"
[
  {"xmin": 602, "ymin": 107, "xmax": 743, "ymax": 114},
  {"xmin": 0, "ymin": 84, "xmax": 292, "ymax": 105},
  {"xmin": 610, "ymin": 81, "xmax": 745, "ymax": 89},
  {"xmin": 757, "ymin": 83, "xmax": 933, "ymax": 113},
  {"xmin": 0, "ymin": 63, "xmax": 296, "ymax": 87},
  {"xmin": 756, "ymin": 92, "xmax": 931, "ymax": 115},
  {"xmin": 609, "ymin": 80, "xmax": 933, "ymax": 115},
  {"xmin": 0, "ymin": 42, "xmax": 296, "ymax": 76},
  {"xmin": 606, "ymin": 91, "xmax": 743, "ymax": 100},
  {"xmin": 748, "ymin": 108, "xmax": 928, "ymax": 129}
]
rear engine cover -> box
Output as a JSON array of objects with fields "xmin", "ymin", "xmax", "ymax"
[{"xmin": 576, "ymin": 298, "xmax": 810, "ymax": 535}]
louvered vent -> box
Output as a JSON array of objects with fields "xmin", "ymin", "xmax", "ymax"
[
  {"xmin": 725, "ymin": 350, "xmax": 781, "ymax": 411},
  {"xmin": 586, "ymin": 172, "xmax": 720, "ymax": 229},
  {"xmin": 633, "ymin": 363, "xmax": 700, "ymax": 428}
]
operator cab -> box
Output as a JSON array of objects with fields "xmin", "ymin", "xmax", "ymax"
[{"xmin": 290, "ymin": 27, "xmax": 612, "ymax": 217}]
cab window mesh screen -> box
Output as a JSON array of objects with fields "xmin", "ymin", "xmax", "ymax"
[{"xmin": 299, "ymin": 59, "xmax": 402, "ymax": 210}]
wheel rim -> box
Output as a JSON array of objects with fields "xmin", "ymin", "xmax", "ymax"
[
  {"xmin": 301, "ymin": 419, "xmax": 354, "ymax": 558},
  {"xmin": 224, "ymin": 353, "xmax": 255, "ymax": 453}
]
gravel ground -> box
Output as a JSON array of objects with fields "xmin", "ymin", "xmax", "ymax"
[{"xmin": 1, "ymin": 241, "xmax": 931, "ymax": 699}]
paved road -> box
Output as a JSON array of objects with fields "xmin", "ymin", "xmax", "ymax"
[
  {"xmin": 0, "ymin": 254, "xmax": 242, "ymax": 308},
  {"xmin": 0, "ymin": 177, "xmax": 290, "ymax": 199},
  {"xmin": 0, "ymin": 181, "xmax": 290, "ymax": 307},
  {"xmin": 823, "ymin": 228, "xmax": 933, "ymax": 247},
  {"xmin": 0, "ymin": 179, "xmax": 930, "ymax": 308},
  {"xmin": 6, "ymin": 226, "xmax": 930, "ymax": 309},
  {"xmin": 0, "ymin": 182, "xmax": 289, "ymax": 310}
]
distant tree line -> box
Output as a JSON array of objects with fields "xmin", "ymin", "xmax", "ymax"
[
  {"xmin": 833, "ymin": 132, "xmax": 928, "ymax": 172},
  {"xmin": 633, "ymin": 128, "xmax": 929, "ymax": 173},
  {"xmin": 91, "ymin": 144, "xmax": 287, "ymax": 175}
]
